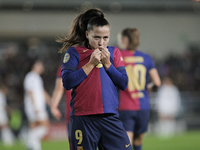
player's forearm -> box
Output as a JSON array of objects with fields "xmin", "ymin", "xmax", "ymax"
[
  {"xmin": 51, "ymin": 78, "xmax": 64, "ymax": 107},
  {"xmin": 149, "ymin": 69, "xmax": 161, "ymax": 87},
  {"xmin": 44, "ymin": 90, "xmax": 51, "ymax": 106},
  {"xmin": 147, "ymin": 82, "xmax": 154, "ymax": 89},
  {"xmin": 106, "ymin": 64, "xmax": 128, "ymax": 90},
  {"xmin": 82, "ymin": 62, "xmax": 95, "ymax": 75},
  {"xmin": 51, "ymin": 89, "xmax": 64, "ymax": 108},
  {"xmin": 153, "ymin": 78, "xmax": 161, "ymax": 87},
  {"xmin": 103, "ymin": 62, "xmax": 111, "ymax": 70},
  {"xmin": 62, "ymin": 68, "xmax": 87, "ymax": 90}
]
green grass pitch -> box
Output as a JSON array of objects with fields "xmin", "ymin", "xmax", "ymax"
[{"xmin": 0, "ymin": 130, "xmax": 199, "ymax": 150}]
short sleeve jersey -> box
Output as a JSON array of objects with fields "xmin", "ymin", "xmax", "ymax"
[
  {"xmin": 119, "ymin": 50, "xmax": 155, "ymax": 111},
  {"xmin": 24, "ymin": 72, "xmax": 46, "ymax": 109},
  {"xmin": 57, "ymin": 66, "xmax": 72, "ymax": 123},
  {"xmin": 62, "ymin": 46, "xmax": 125, "ymax": 116}
]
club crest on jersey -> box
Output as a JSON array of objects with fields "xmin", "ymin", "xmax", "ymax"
[
  {"xmin": 63, "ymin": 53, "xmax": 70, "ymax": 63},
  {"xmin": 96, "ymin": 61, "xmax": 103, "ymax": 68}
]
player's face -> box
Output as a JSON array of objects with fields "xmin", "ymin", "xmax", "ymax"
[
  {"xmin": 35, "ymin": 61, "xmax": 45, "ymax": 74},
  {"xmin": 86, "ymin": 25, "xmax": 110, "ymax": 49}
]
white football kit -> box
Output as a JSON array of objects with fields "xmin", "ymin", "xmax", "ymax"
[
  {"xmin": 24, "ymin": 71, "xmax": 48, "ymax": 122},
  {"xmin": 157, "ymin": 85, "xmax": 181, "ymax": 117},
  {"xmin": 0, "ymin": 90, "xmax": 8, "ymax": 125}
]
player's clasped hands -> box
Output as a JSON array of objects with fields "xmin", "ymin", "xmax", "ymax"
[
  {"xmin": 89, "ymin": 48, "xmax": 111, "ymax": 69},
  {"xmin": 89, "ymin": 48, "xmax": 102, "ymax": 67},
  {"xmin": 98, "ymin": 48, "xmax": 111, "ymax": 70},
  {"xmin": 100, "ymin": 47, "xmax": 111, "ymax": 68}
]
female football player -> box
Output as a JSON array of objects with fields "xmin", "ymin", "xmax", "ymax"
[
  {"xmin": 57, "ymin": 8, "xmax": 132, "ymax": 150},
  {"xmin": 118, "ymin": 28, "xmax": 161, "ymax": 150},
  {"xmin": 24, "ymin": 59, "xmax": 50, "ymax": 150}
]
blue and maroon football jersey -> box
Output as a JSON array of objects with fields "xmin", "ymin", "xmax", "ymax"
[
  {"xmin": 119, "ymin": 50, "xmax": 155, "ymax": 111},
  {"xmin": 62, "ymin": 46, "xmax": 126, "ymax": 116}
]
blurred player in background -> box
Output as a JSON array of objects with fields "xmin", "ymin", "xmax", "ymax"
[
  {"xmin": 57, "ymin": 8, "xmax": 132, "ymax": 150},
  {"xmin": 50, "ymin": 66, "xmax": 71, "ymax": 131},
  {"xmin": 118, "ymin": 28, "xmax": 161, "ymax": 150},
  {"xmin": 156, "ymin": 76, "xmax": 181, "ymax": 138},
  {"xmin": 0, "ymin": 83, "xmax": 14, "ymax": 146},
  {"xmin": 24, "ymin": 59, "xmax": 50, "ymax": 150}
]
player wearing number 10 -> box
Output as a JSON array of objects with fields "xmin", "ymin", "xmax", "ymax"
[
  {"xmin": 118, "ymin": 28, "xmax": 161, "ymax": 150},
  {"xmin": 57, "ymin": 8, "xmax": 132, "ymax": 150}
]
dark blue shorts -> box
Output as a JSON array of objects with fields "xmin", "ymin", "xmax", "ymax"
[
  {"xmin": 119, "ymin": 110, "xmax": 150, "ymax": 134},
  {"xmin": 68, "ymin": 114, "xmax": 132, "ymax": 150}
]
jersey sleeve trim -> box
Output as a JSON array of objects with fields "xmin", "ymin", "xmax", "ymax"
[
  {"xmin": 62, "ymin": 65, "xmax": 77, "ymax": 72},
  {"xmin": 116, "ymin": 66, "xmax": 125, "ymax": 72},
  {"xmin": 62, "ymin": 68, "xmax": 87, "ymax": 90}
]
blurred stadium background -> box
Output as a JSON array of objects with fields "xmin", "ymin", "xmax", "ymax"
[{"xmin": 0, "ymin": 0, "xmax": 200, "ymax": 149}]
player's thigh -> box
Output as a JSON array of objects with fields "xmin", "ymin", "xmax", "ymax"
[
  {"xmin": 0, "ymin": 111, "xmax": 8, "ymax": 126},
  {"xmin": 100, "ymin": 114, "xmax": 132, "ymax": 150},
  {"xmin": 119, "ymin": 111, "xmax": 136, "ymax": 132},
  {"xmin": 25, "ymin": 103, "xmax": 37, "ymax": 123},
  {"xmin": 68, "ymin": 116, "xmax": 101, "ymax": 150},
  {"xmin": 126, "ymin": 131, "xmax": 134, "ymax": 145},
  {"xmin": 135, "ymin": 110, "xmax": 150, "ymax": 134},
  {"xmin": 37, "ymin": 109, "xmax": 49, "ymax": 126}
]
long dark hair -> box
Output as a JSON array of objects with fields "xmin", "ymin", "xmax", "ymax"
[{"xmin": 56, "ymin": 8, "xmax": 110, "ymax": 53}]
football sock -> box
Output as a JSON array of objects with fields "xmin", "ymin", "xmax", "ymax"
[
  {"xmin": 159, "ymin": 120, "xmax": 175, "ymax": 138},
  {"xmin": 34, "ymin": 126, "xmax": 48, "ymax": 139},
  {"xmin": 27, "ymin": 127, "xmax": 46, "ymax": 150},
  {"xmin": 27, "ymin": 128, "xmax": 35, "ymax": 149},
  {"xmin": 1, "ymin": 127, "xmax": 14, "ymax": 146}
]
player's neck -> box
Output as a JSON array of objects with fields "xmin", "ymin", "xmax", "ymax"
[
  {"xmin": 32, "ymin": 70, "xmax": 40, "ymax": 75},
  {"xmin": 130, "ymin": 49, "xmax": 136, "ymax": 53}
]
